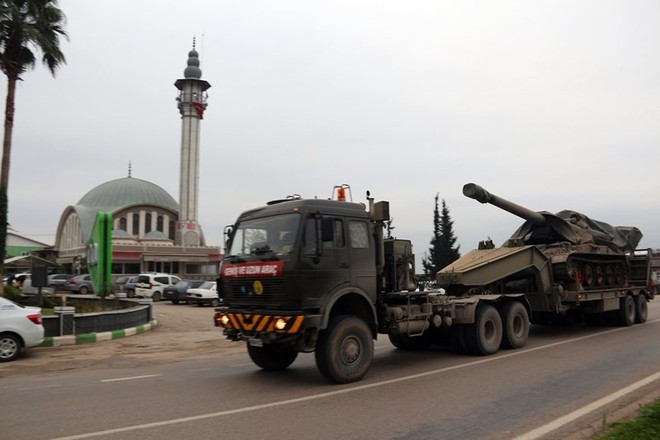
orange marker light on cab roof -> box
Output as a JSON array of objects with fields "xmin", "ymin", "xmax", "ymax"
[{"xmin": 337, "ymin": 187, "xmax": 346, "ymax": 202}]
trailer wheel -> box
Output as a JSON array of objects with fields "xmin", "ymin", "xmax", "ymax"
[
  {"xmin": 500, "ymin": 302, "xmax": 529, "ymax": 349},
  {"xmin": 465, "ymin": 304, "xmax": 502, "ymax": 356},
  {"xmin": 388, "ymin": 332, "xmax": 432, "ymax": 351},
  {"xmin": 247, "ymin": 343, "xmax": 298, "ymax": 371},
  {"xmin": 315, "ymin": 315, "xmax": 373, "ymax": 384},
  {"xmin": 634, "ymin": 295, "xmax": 648, "ymax": 324},
  {"xmin": 617, "ymin": 295, "xmax": 636, "ymax": 327}
]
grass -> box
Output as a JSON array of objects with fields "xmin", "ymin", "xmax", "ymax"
[{"xmin": 595, "ymin": 399, "xmax": 660, "ymax": 439}]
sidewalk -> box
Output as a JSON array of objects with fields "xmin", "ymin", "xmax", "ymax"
[{"xmin": 41, "ymin": 319, "xmax": 158, "ymax": 347}]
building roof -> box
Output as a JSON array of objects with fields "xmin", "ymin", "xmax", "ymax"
[{"xmin": 78, "ymin": 176, "xmax": 179, "ymax": 212}]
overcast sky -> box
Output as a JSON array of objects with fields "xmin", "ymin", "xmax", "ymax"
[{"xmin": 3, "ymin": 0, "xmax": 659, "ymax": 267}]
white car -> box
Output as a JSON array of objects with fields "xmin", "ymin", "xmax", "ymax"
[
  {"xmin": 186, "ymin": 281, "xmax": 220, "ymax": 307},
  {"xmin": 135, "ymin": 273, "xmax": 182, "ymax": 302},
  {"xmin": 0, "ymin": 297, "xmax": 45, "ymax": 362}
]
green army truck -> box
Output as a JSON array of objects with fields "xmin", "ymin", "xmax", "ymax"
[{"xmin": 214, "ymin": 184, "xmax": 654, "ymax": 384}]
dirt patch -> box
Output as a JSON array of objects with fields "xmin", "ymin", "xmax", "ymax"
[{"xmin": 0, "ymin": 302, "xmax": 245, "ymax": 378}]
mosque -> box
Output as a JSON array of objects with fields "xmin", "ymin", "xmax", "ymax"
[{"xmin": 54, "ymin": 44, "xmax": 221, "ymax": 278}]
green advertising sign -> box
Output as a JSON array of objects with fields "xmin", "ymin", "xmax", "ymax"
[{"xmin": 87, "ymin": 211, "xmax": 112, "ymax": 296}]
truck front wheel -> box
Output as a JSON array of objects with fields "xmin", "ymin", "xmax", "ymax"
[
  {"xmin": 247, "ymin": 343, "xmax": 298, "ymax": 371},
  {"xmin": 315, "ymin": 315, "xmax": 373, "ymax": 384}
]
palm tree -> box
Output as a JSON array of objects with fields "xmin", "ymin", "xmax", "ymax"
[{"xmin": 0, "ymin": 0, "xmax": 67, "ymax": 278}]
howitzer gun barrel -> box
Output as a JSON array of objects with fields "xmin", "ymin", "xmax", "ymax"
[{"xmin": 463, "ymin": 183, "xmax": 547, "ymax": 226}]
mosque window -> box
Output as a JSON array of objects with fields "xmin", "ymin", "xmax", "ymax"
[
  {"xmin": 157, "ymin": 215, "xmax": 164, "ymax": 232},
  {"xmin": 119, "ymin": 217, "xmax": 127, "ymax": 231},
  {"xmin": 169, "ymin": 220, "xmax": 175, "ymax": 240},
  {"xmin": 132, "ymin": 213, "xmax": 139, "ymax": 235},
  {"xmin": 145, "ymin": 213, "xmax": 152, "ymax": 233}
]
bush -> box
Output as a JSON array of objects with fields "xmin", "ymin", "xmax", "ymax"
[{"xmin": 1, "ymin": 285, "xmax": 23, "ymax": 302}]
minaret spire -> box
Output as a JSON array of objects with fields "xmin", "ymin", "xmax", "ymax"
[{"xmin": 174, "ymin": 41, "xmax": 211, "ymax": 247}]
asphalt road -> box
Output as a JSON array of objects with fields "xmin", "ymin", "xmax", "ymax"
[{"xmin": 2, "ymin": 301, "xmax": 660, "ymax": 440}]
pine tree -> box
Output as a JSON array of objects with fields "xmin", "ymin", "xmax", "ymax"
[{"xmin": 423, "ymin": 194, "xmax": 461, "ymax": 276}]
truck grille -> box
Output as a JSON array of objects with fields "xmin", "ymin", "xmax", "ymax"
[{"xmin": 221, "ymin": 277, "xmax": 297, "ymax": 309}]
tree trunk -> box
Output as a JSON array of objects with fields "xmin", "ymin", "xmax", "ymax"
[{"xmin": 0, "ymin": 76, "xmax": 17, "ymax": 279}]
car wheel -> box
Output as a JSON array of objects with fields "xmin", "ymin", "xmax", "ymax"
[
  {"xmin": 172, "ymin": 299, "xmax": 179, "ymax": 305},
  {"xmin": 210, "ymin": 298, "xmax": 220, "ymax": 307},
  {"xmin": 152, "ymin": 292, "xmax": 161, "ymax": 302},
  {"xmin": 0, "ymin": 333, "xmax": 21, "ymax": 362},
  {"xmin": 79, "ymin": 286, "xmax": 89, "ymax": 295},
  {"xmin": 127, "ymin": 289, "xmax": 135, "ymax": 298}
]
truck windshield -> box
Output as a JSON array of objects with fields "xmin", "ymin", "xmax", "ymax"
[{"xmin": 228, "ymin": 213, "xmax": 300, "ymax": 257}]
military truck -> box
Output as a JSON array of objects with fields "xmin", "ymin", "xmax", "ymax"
[{"xmin": 214, "ymin": 184, "xmax": 654, "ymax": 384}]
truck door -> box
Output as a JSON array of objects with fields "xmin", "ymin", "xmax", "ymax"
[{"xmin": 300, "ymin": 216, "xmax": 349, "ymax": 302}]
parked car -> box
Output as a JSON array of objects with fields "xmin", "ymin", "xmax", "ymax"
[
  {"xmin": 186, "ymin": 281, "xmax": 220, "ymax": 307},
  {"xmin": 163, "ymin": 280, "xmax": 205, "ymax": 304},
  {"xmin": 0, "ymin": 296, "xmax": 44, "ymax": 362},
  {"xmin": 8, "ymin": 273, "xmax": 53, "ymax": 295},
  {"xmin": 121, "ymin": 276, "xmax": 139, "ymax": 297},
  {"xmin": 135, "ymin": 273, "xmax": 182, "ymax": 302},
  {"xmin": 112, "ymin": 275, "xmax": 138, "ymax": 294},
  {"xmin": 66, "ymin": 274, "xmax": 94, "ymax": 294},
  {"xmin": 48, "ymin": 273, "xmax": 73, "ymax": 289}
]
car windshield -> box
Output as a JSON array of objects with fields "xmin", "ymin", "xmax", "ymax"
[
  {"xmin": 199, "ymin": 281, "xmax": 215, "ymax": 289},
  {"xmin": 174, "ymin": 281, "xmax": 189, "ymax": 288},
  {"xmin": 228, "ymin": 213, "xmax": 300, "ymax": 257}
]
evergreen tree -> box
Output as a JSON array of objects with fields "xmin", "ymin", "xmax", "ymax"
[{"xmin": 423, "ymin": 194, "xmax": 460, "ymax": 276}]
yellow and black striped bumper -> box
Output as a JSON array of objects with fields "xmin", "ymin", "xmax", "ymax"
[{"xmin": 215, "ymin": 311, "xmax": 305, "ymax": 335}]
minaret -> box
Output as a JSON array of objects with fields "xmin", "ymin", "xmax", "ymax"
[{"xmin": 174, "ymin": 40, "xmax": 210, "ymax": 246}]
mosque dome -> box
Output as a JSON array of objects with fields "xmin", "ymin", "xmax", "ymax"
[{"xmin": 78, "ymin": 177, "xmax": 179, "ymax": 212}]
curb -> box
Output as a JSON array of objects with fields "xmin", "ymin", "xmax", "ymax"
[{"xmin": 41, "ymin": 319, "xmax": 158, "ymax": 347}]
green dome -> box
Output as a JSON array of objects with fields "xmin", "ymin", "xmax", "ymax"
[{"xmin": 78, "ymin": 177, "xmax": 179, "ymax": 212}]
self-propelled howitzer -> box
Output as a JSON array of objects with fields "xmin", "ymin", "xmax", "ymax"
[{"xmin": 438, "ymin": 184, "xmax": 651, "ymax": 325}]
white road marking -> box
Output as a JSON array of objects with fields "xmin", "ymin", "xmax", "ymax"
[
  {"xmin": 52, "ymin": 318, "xmax": 660, "ymax": 440},
  {"xmin": 512, "ymin": 370, "xmax": 660, "ymax": 440},
  {"xmin": 100, "ymin": 374, "xmax": 161, "ymax": 383}
]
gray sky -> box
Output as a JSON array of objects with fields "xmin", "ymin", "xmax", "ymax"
[{"xmin": 3, "ymin": 0, "xmax": 659, "ymax": 268}]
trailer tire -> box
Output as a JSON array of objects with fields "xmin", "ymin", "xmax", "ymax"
[
  {"xmin": 388, "ymin": 332, "xmax": 432, "ymax": 351},
  {"xmin": 500, "ymin": 302, "xmax": 529, "ymax": 349},
  {"xmin": 315, "ymin": 315, "xmax": 373, "ymax": 384},
  {"xmin": 247, "ymin": 343, "xmax": 298, "ymax": 371},
  {"xmin": 465, "ymin": 304, "xmax": 502, "ymax": 356},
  {"xmin": 617, "ymin": 295, "xmax": 636, "ymax": 327},
  {"xmin": 634, "ymin": 295, "xmax": 648, "ymax": 324}
]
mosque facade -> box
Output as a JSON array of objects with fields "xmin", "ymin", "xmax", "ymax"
[{"xmin": 54, "ymin": 45, "xmax": 221, "ymax": 278}]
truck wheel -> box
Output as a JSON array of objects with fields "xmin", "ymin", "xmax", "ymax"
[
  {"xmin": 465, "ymin": 304, "xmax": 502, "ymax": 356},
  {"xmin": 247, "ymin": 343, "xmax": 298, "ymax": 371},
  {"xmin": 634, "ymin": 295, "xmax": 648, "ymax": 324},
  {"xmin": 388, "ymin": 332, "xmax": 432, "ymax": 351},
  {"xmin": 315, "ymin": 315, "xmax": 373, "ymax": 384},
  {"xmin": 617, "ymin": 295, "xmax": 635, "ymax": 327},
  {"xmin": 500, "ymin": 302, "xmax": 529, "ymax": 349}
]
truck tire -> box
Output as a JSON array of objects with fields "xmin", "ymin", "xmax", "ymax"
[
  {"xmin": 315, "ymin": 315, "xmax": 373, "ymax": 384},
  {"xmin": 247, "ymin": 343, "xmax": 298, "ymax": 371},
  {"xmin": 617, "ymin": 295, "xmax": 635, "ymax": 327},
  {"xmin": 388, "ymin": 332, "xmax": 432, "ymax": 351},
  {"xmin": 500, "ymin": 301, "xmax": 529, "ymax": 349},
  {"xmin": 634, "ymin": 295, "xmax": 648, "ymax": 324},
  {"xmin": 465, "ymin": 304, "xmax": 502, "ymax": 356}
]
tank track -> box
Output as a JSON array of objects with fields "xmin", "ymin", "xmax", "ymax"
[{"xmin": 554, "ymin": 255, "xmax": 628, "ymax": 290}]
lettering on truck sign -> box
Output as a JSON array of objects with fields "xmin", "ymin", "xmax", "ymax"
[{"xmin": 221, "ymin": 261, "xmax": 284, "ymax": 278}]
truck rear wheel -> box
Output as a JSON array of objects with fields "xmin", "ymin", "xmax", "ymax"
[
  {"xmin": 315, "ymin": 315, "xmax": 373, "ymax": 384},
  {"xmin": 247, "ymin": 343, "xmax": 298, "ymax": 371},
  {"xmin": 465, "ymin": 304, "xmax": 502, "ymax": 356},
  {"xmin": 500, "ymin": 302, "xmax": 529, "ymax": 349},
  {"xmin": 617, "ymin": 295, "xmax": 636, "ymax": 327},
  {"xmin": 634, "ymin": 295, "xmax": 648, "ymax": 324},
  {"xmin": 388, "ymin": 332, "xmax": 432, "ymax": 351}
]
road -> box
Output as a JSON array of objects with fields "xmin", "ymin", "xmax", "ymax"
[{"xmin": 2, "ymin": 301, "xmax": 660, "ymax": 440}]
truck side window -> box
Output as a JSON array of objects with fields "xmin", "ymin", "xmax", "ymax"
[
  {"xmin": 349, "ymin": 221, "xmax": 369, "ymax": 249},
  {"xmin": 333, "ymin": 219, "xmax": 345, "ymax": 248},
  {"xmin": 304, "ymin": 218, "xmax": 318, "ymax": 255}
]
